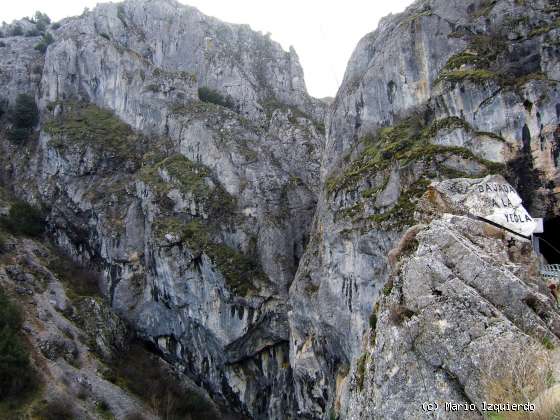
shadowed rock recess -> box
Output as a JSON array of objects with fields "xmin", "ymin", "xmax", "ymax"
[{"xmin": 0, "ymin": 0, "xmax": 559, "ymax": 418}]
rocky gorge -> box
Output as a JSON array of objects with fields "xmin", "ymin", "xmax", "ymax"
[{"xmin": 0, "ymin": 0, "xmax": 559, "ymax": 419}]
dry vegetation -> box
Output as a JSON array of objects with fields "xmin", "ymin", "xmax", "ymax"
[{"xmin": 483, "ymin": 343, "xmax": 560, "ymax": 419}]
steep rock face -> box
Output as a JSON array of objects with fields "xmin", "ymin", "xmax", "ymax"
[
  {"xmin": 41, "ymin": 0, "xmax": 324, "ymax": 122},
  {"xmin": 0, "ymin": 224, "xmax": 227, "ymax": 419},
  {"xmin": 0, "ymin": 33, "xmax": 43, "ymax": 107},
  {"xmin": 289, "ymin": 0, "xmax": 560, "ymax": 417},
  {"xmin": 348, "ymin": 211, "xmax": 558, "ymax": 419},
  {"xmin": 0, "ymin": 1, "xmax": 325, "ymax": 418},
  {"xmin": 324, "ymin": 0, "xmax": 560, "ymax": 187},
  {"xmin": 2, "ymin": 0, "xmax": 560, "ymax": 418}
]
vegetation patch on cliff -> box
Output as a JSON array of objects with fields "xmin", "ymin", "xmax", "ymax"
[
  {"xmin": 198, "ymin": 86, "xmax": 236, "ymax": 111},
  {"xmin": 528, "ymin": 18, "xmax": 560, "ymax": 38},
  {"xmin": 435, "ymin": 69, "xmax": 498, "ymax": 85},
  {"xmin": 6, "ymin": 94, "xmax": 39, "ymax": 144},
  {"xmin": 262, "ymin": 97, "xmax": 325, "ymax": 134},
  {"xmin": 368, "ymin": 179, "xmax": 431, "ymax": 228},
  {"xmin": 438, "ymin": 24, "xmax": 556, "ymax": 90},
  {"xmin": 102, "ymin": 340, "xmax": 220, "ymax": 420},
  {"xmin": 154, "ymin": 218, "xmax": 267, "ymax": 296},
  {"xmin": 326, "ymin": 115, "xmax": 502, "ymax": 196},
  {"xmin": 327, "ymin": 114, "xmax": 505, "ymax": 229},
  {"xmin": 0, "ymin": 289, "xmax": 39, "ymax": 413},
  {"xmin": 44, "ymin": 102, "xmax": 145, "ymax": 161},
  {"xmin": 140, "ymin": 154, "xmax": 235, "ymax": 217},
  {"xmin": 1, "ymin": 201, "xmax": 45, "ymax": 238}
]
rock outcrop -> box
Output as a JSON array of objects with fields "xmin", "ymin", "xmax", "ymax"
[
  {"xmin": 0, "ymin": 224, "xmax": 230, "ymax": 419},
  {"xmin": 1, "ymin": 1, "xmax": 325, "ymax": 417},
  {"xmin": 1, "ymin": 0, "xmax": 560, "ymax": 419},
  {"xmin": 289, "ymin": 0, "xmax": 560, "ymax": 417}
]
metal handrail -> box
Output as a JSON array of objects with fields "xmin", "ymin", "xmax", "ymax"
[{"xmin": 542, "ymin": 264, "xmax": 560, "ymax": 278}]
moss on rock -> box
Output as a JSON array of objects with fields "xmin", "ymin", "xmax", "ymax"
[
  {"xmin": 140, "ymin": 154, "xmax": 235, "ymax": 218},
  {"xmin": 154, "ymin": 218, "xmax": 267, "ymax": 296},
  {"xmin": 44, "ymin": 102, "xmax": 144, "ymax": 161},
  {"xmin": 326, "ymin": 115, "xmax": 502, "ymax": 196},
  {"xmin": 435, "ymin": 69, "xmax": 498, "ymax": 85}
]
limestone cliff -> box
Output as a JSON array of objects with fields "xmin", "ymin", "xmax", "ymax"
[
  {"xmin": 1, "ymin": 1, "xmax": 325, "ymax": 417},
  {"xmin": 289, "ymin": 0, "xmax": 560, "ymax": 417},
  {"xmin": 0, "ymin": 0, "xmax": 559, "ymax": 419}
]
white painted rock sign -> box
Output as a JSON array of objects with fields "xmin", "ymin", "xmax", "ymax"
[{"xmin": 430, "ymin": 175, "xmax": 538, "ymax": 237}]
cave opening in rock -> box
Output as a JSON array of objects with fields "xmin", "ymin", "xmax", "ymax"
[{"xmin": 536, "ymin": 217, "xmax": 560, "ymax": 264}]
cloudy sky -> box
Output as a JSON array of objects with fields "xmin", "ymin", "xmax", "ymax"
[{"xmin": 2, "ymin": 0, "xmax": 413, "ymax": 98}]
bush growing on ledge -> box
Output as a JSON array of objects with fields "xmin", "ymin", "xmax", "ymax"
[
  {"xmin": 198, "ymin": 86, "xmax": 236, "ymax": 110},
  {"xmin": 32, "ymin": 12, "xmax": 51, "ymax": 28},
  {"xmin": 47, "ymin": 253, "xmax": 102, "ymax": 301},
  {"xmin": 7, "ymin": 94, "xmax": 39, "ymax": 144},
  {"xmin": 1, "ymin": 201, "xmax": 45, "ymax": 237},
  {"xmin": 44, "ymin": 102, "xmax": 147, "ymax": 161},
  {"xmin": 11, "ymin": 94, "xmax": 38, "ymax": 128},
  {"xmin": 34, "ymin": 32, "xmax": 54, "ymax": 53},
  {"xmin": 10, "ymin": 25, "xmax": 23, "ymax": 37}
]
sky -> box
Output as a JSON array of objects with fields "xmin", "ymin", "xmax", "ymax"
[{"xmin": 1, "ymin": 0, "xmax": 413, "ymax": 98}]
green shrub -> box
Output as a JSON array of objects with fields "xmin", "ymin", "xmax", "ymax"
[
  {"xmin": 10, "ymin": 25, "xmax": 23, "ymax": 37},
  {"xmin": 32, "ymin": 12, "xmax": 51, "ymax": 26},
  {"xmin": 106, "ymin": 341, "xmax": 220, "ymax": 420},
  {"xmin": 34, "ymin": 398, "xmax": 75, "ymax": 420},
  {"xmin": 0, "ymin": 291, "xmax": 23, "ymax": 332},
  {"xmin": 369, "ymin": 312, "xmax": 377, "ymax": 330},
  {"xmin": 198, "ymin": 86, "xmax": 236, "ymax": 110},
  {"xmin": 382, "ymin": 281, "xmax": 393, "ymax": 296},
  {"xmin": 11, "ymin": 94, "xmax": 39, "ymax": 129},
  {"xmin": 0, "ymin": 289, "xmax": 36, "ymax": 400},
  {"xmin": 34, "ymin": 32, "xmax": 54, "ymax": 53},
  {"xmin": 51, "ymin": 23, "xmax": 61, "ymax": 30},
  {"xmin": 1, "ymin": 201, "xmax": 45, "ymax": 237},
  {"xmin": 47, "ymin": 253, "xmax": 101, "ymax": 301},
  {"xmin": 7, "ymin": 93, "xmax": 39, "ymax": 143},
  {"xmin": 356, "ymin": 354, "xmax": 367, "ymax": 391},
  {"xmin": 97, "ymin": 399, "xmax": 111, "ymax": 416},
  {"xmin": 25, "ymin": 29, "xmax": 40, "ymax": 37},
  {"xmin": 7, "ymin": 128, "xmax": 31, "ymax": 144},
  {"xmin": 542, "ymin": 336, "xmax": 555, "ymax": 350}
]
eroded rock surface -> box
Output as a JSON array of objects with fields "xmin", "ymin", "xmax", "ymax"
[
  {"xmin": 1, "ymin": 0, "xmax": 560, "ymax": 419},
  {"xmin": 289, "ymin": 0, "xmax": 560, "ymax": 417}
]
